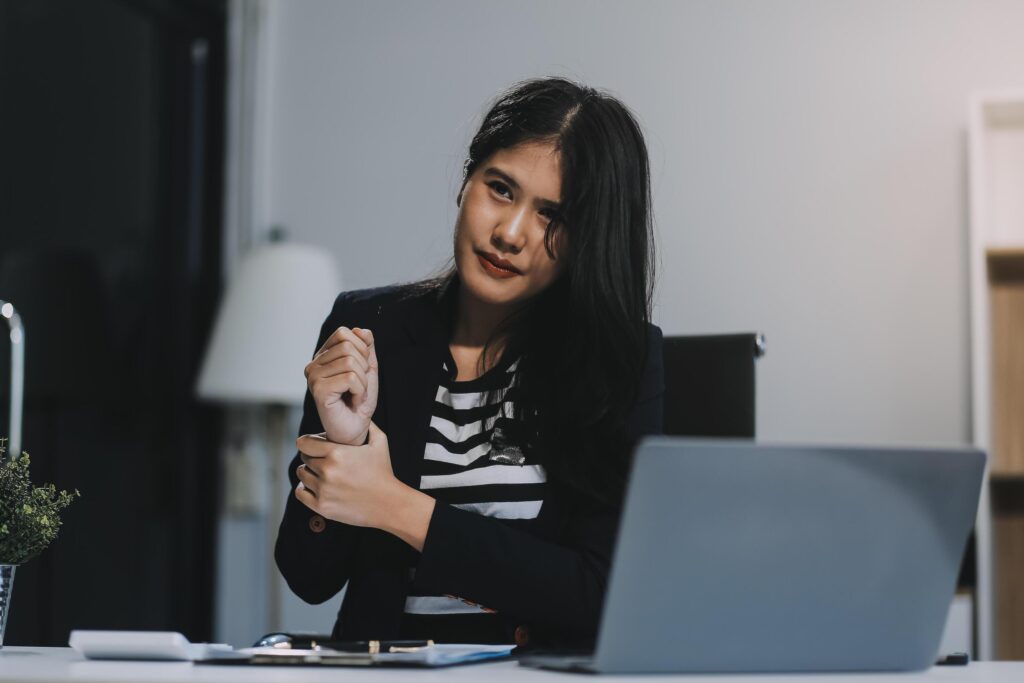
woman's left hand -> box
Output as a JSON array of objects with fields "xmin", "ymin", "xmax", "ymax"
[
  {"xmin": 294, "ymin": 422, "xmax": 436, "ymax": 549},
  {"xmin": 294, "ymin": 420, "xmax": 402, "ymax": 529}
]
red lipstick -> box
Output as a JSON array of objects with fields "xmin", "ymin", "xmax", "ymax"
[{"xmin": 477, "ymin": 252, "xmax": 521, "ymax": 278}]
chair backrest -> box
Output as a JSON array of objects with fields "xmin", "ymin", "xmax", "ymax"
[{"xmin": 662, "ymin": 333, "xmax": 765, "ymax": 438}]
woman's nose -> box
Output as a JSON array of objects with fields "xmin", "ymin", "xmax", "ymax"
[{"xmin": 492, "ymin": 206, "xmax": 529, "ymax": 253}]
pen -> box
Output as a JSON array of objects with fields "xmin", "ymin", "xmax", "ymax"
[
  {"xmin": 317, "ymin": 639, "xmax": 434, "ymax": 654},
  {"xmin": 257, "ymin": 634, "xmax": 434, "ymax": 653}
]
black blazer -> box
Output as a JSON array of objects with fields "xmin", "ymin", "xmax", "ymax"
[{"xmin": 274, "ymin": 284, "xmax": 664, "ymax": 647}]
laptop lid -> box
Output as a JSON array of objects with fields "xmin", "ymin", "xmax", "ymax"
[{"xmin": 593, "ymin": 439, "xmax": 984, "ymax": 673}]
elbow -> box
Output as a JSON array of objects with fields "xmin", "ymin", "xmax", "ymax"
[
  {"xmin": 282, "ymin": 574, "xmax": 344, "ymax": 606},
  {"xmin": 530, "ymin": 555, "xmax": 609, "ymax": 645},
  {"xmin": 274, "ymin": 531, "xmax": 346, "ymax": 605}
]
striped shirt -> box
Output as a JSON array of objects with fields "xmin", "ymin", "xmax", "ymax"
[{"xmin": 402, "ymin": 355, "xmax": 546, "ymax": 640}]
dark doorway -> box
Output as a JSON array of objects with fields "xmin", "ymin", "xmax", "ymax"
[{"xmin": 0, "ymin": 0, "xmax": 226, "ymax": 644}]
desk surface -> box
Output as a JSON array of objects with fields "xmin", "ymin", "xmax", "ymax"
[{"xmin": 0, "ymin": 648, "xmax": 1022, "ymax": 683}]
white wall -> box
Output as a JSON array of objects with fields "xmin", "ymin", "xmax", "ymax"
[
  {"xmin": 265, "ymin": 0, "xmax": 1024, "ymax": 448},
  {"xmin": 250, "ymin": 0, "xmax": 1024, "ymax": 636}
]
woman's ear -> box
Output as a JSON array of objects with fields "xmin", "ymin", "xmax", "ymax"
[{"xmin": 456, "ymin": 180, "xmax": 467, "ymax": 208}]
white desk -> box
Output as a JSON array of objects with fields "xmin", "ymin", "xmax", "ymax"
[{"xmin": 0, "ymin": 648, "xmax": 1022, "ymax": 683}]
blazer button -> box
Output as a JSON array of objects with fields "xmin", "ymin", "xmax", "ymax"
[
  {"xmin": 308, "ymin": 515, "xmax": 326, "ymax": 533},
  {"xmin": 514, "ymin": 626, "xmax": 530, "ymax": 647}
]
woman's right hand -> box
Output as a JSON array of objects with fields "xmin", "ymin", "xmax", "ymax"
[{"xmin": 305, "ymin": 327, "xmax": 379, "ymax": 446}]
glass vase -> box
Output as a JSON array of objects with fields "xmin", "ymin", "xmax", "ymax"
[{"xmin": 0, "ymin": 564, "xmax": 15, "ymax": 649}]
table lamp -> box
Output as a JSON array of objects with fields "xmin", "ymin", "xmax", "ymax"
[{"xmin": 197, "ymin": 240, "xmax": 340, "ymax": 405}]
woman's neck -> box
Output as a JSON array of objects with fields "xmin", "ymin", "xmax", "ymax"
[{"xmin": 449, "ymin": 283, "xmax": 515, "ymax": 377}]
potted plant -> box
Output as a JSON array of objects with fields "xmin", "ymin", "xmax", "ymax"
[{"xmin": 0, "ymin": 437, "xmax": 79, "ymax": 648}]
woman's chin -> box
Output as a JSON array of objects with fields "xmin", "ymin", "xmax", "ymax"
[{"xmin": 459, "ymin": 272, "xmax": 529, "ymax": 309}]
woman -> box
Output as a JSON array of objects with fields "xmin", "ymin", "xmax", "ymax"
[{"xmin": 275, "ymin": 77, "xmax": 663, "ymax": 649}]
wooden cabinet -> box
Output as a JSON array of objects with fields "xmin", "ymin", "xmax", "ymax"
[{"xmin": 968, "ymin": 94, "xmax": 1024, "ymax": 660}]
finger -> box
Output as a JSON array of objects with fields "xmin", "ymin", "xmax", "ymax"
[
  {"xmin": 353, "ymin": 328, "xmax": 377, "ymax": 369},
  {"xmin": 307, "ymin": 344, "xmax": 367, "ymax": 381},
  {"xmin": 367, "ymin": 420, "xmax": 387, "ymax": 445},
  {"xmin": 296, "ymin": 433, "xmax": 333, "ymax": 457},
  {"xmin": 316, "ymin": 327, "xmax": 369, "ymax": 358},
  {"xmin": 298, "ymin": 456, "xmax": 321, "ymax": 477},
  {"xmin": 319, "ymin": 355, "xmax": 369, "ymax": 381},
  {"xmin": 356, "ymin": 330, "xmax": 379, "ymax": 411},
  {"xmin": 326, "ymin": 371, "xmax": 366, "ymax": 398},
  {"xmin": 364, "ymin": 346, "xmax": 379, "ymax": 409},
  {"xmin": 295, "ymin": 482, "xmax": 318, "ymax": 510},
  {"xmin": 298, "ymin": 433, "xmax": 358, "ymax": 458},
  {"xmin": 310, "ymin": 341, "xmax": 370, "ymax": 375},
  {"xmin": 310, "ymin": 372, "xmax": 353, "ymax": 402},
  {"xmin": 311, "ymin": 371, "xmax": 366, "ymax": 403},
  {"xmin": 296, "ymin": 464, "xmax": 320, "ymax": 494}
]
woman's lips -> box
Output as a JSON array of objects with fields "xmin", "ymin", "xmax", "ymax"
[{"xmin": 477, "ymin": 252, "xmax": 521, "ymax": 278}]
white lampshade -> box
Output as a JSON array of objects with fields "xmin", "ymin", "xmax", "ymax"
[{"xmin": 197, "ymin": 242, "xmax": 340, "ymax": 405}]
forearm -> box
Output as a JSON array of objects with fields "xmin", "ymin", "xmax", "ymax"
[
  {"xmin": 375, "ymin": 484, "xmax": 436, "ymax": 552},
  {"xmin": 413, "ymin": 501, "xmax": 617, "ymax": 636}
]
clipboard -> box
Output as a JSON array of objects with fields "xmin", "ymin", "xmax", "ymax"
[{"xmin": 196, "ymin": 643, "xmax": 514, "ymax": 668}]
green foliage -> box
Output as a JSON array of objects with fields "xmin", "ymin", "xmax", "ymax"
[{"xmin": 0, "ymin": 437, "xmax": 79, "ymax": 565}]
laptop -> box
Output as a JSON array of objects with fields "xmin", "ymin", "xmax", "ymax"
[{"xmin": 520, "ymin": 438, "xmax": 984, "ymax": 673}]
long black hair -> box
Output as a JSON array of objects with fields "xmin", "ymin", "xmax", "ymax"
[{"xmin": 427, "ymin": 77, "xmax": 655, "ymax": 503}]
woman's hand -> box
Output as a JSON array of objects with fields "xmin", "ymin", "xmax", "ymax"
[
  {"xmin": 293, "ymin": 422, "xmax": 435, "ymax": 549},
  {"xmin": 305, "ymin": 326, "xmax": 378, "ymax": 446}
]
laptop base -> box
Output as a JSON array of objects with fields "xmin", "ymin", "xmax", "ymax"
[{"xmin": 518, "ymin": 653, "xmax": 597, "ymax": 674}]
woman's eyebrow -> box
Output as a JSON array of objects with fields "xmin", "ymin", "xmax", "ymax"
[
  {"xmin": 483, "ymin": 167, "xmax": 561, "ymax": 209},
  {"xmin": 483, "ymin": 167, "xmax": 520, "ymax": 190}
]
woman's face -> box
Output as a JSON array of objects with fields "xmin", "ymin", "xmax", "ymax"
[{"xmin": 454, "ymin": 140, "xmax": 566, "ymax": 310}]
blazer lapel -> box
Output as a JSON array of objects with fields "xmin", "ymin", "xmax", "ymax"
[{"xmin": 380, "ymin": 290, "xmax": 448, "ymax": 489}]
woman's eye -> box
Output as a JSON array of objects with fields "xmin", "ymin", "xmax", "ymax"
[
  {"xmin": 488, "ymin": 181, "xmax": 512, "ymax": 200},
  {"xmin": 539, "ymin": 208, "xmax": 559, "ymax": 223}
]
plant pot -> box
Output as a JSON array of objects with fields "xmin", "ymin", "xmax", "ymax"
[{"xmin": 0, "ymin": 564, "xmax": 15, "ymax": 649}]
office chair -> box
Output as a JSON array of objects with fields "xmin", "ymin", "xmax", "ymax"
[{"xmin": 662, "ymin": 333, "xmax": 765, "ymax": 438}]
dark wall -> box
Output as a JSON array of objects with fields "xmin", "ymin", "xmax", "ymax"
[{"xmin": 0, "ymin": 0, "xmax": 226, "ymax": 645}]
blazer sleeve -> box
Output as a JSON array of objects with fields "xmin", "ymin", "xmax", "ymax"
[
  {"xmin": 411, "ymin": 326, "xmax": 665, "ymax": 641},
  {"xmin": 274, "ymin": 293, "xmax": 362, "ymax": 604}
]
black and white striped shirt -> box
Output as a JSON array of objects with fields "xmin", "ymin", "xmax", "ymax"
[{"xmin": 402, "ymin": 355, "xmax": 546, "ymax": 636}]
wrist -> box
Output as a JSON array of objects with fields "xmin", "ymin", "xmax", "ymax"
[
  {"xmin": 323, "ymin": 427, "xmax": 369, "ymax": 446},
  {"xmin": 378, "ymin": 483, "xmax": 436, "ymax": 552}
]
